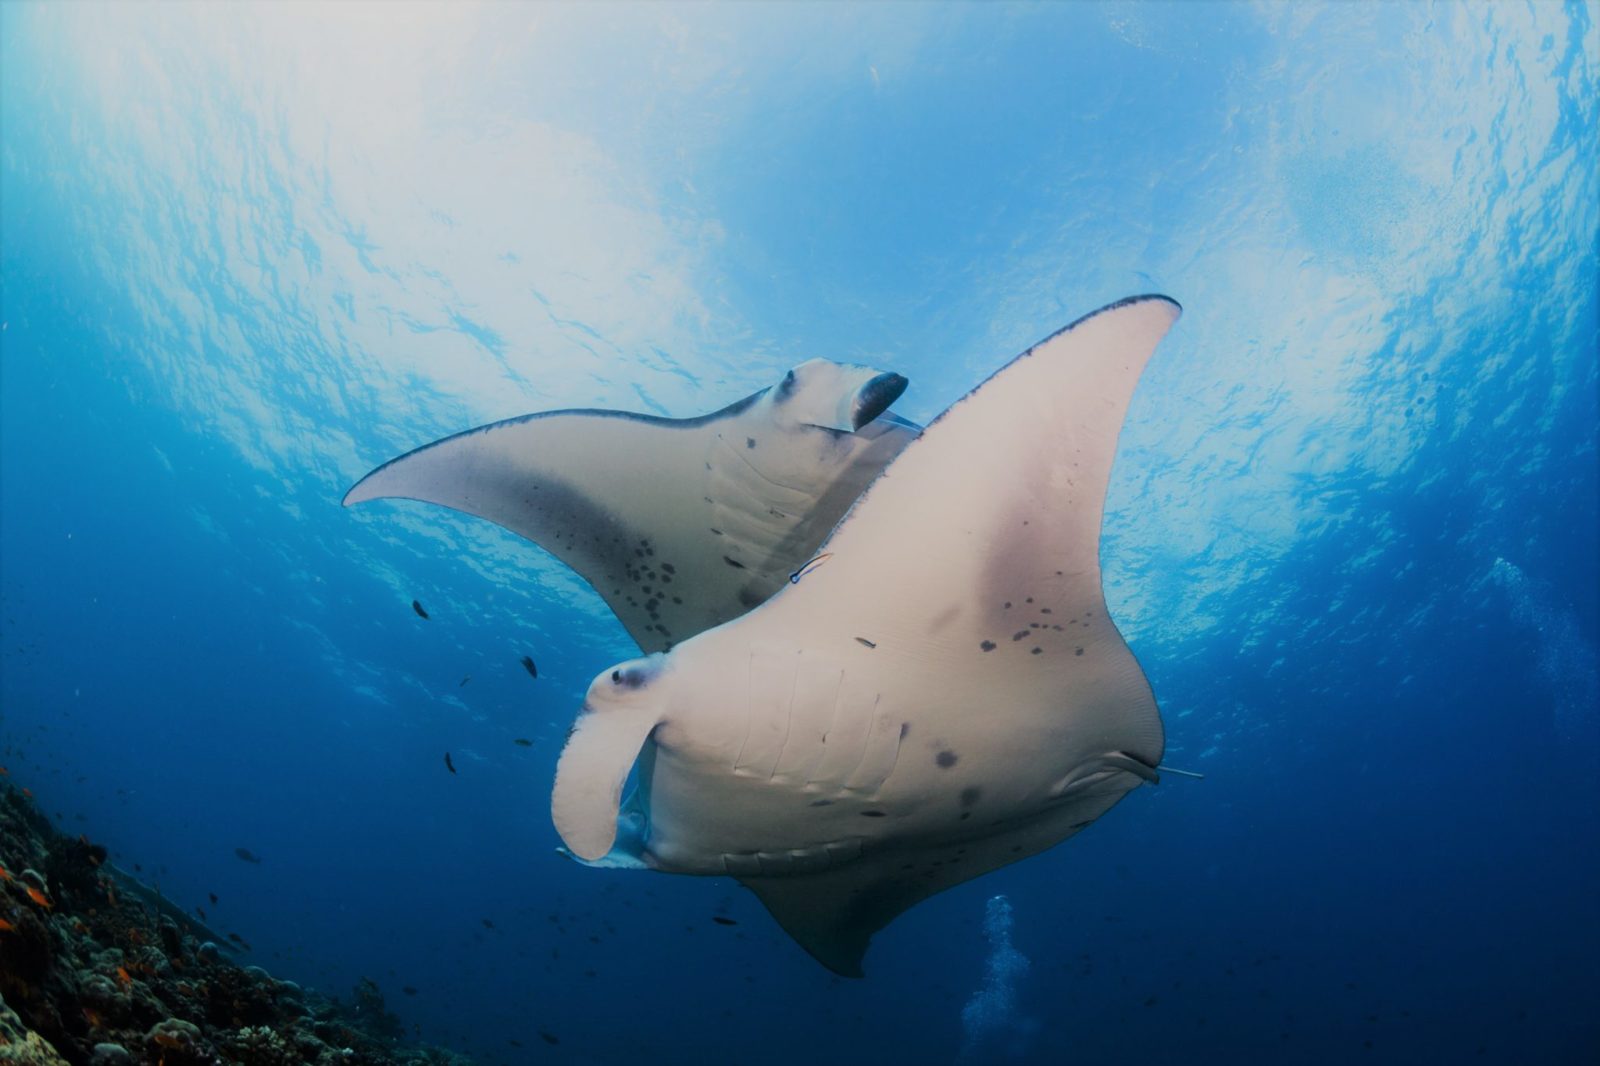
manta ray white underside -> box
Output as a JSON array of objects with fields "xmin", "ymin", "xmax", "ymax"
[{"xmin": 550, "ymin": 296, "xmax": 1182, "ymax": 975}]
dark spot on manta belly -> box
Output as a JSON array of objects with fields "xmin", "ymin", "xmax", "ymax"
[
  {"xmin": 809, "ymin": 798, "xmax": 834, "ymax": 807},
  {"xmin": 1075, "ymin": 647, "xmax": 1085, "ymax": 656},
  {"xmin": 747, "ymin": 437, "xmax": 757, "ymax": 449},
  {"xmin": 1012, "ymin": 631, "xmax": 1029, "ymax": 641},
  {"xmin": 960, "ymin": 786, "xmax": 982, "ymax": 807},
  {"xmin": 1031, "ymin": 647, "xmax": 1043, "ymax": 655},
  {"xmin": 935, "ymin": 750, "xmax": 958, "ymax": 768},
  {"xmin": 899, "ymin": 722, "xmax": 910, "ymax": 738},
  {"xmin": 980, "ymin": 640, "xmax": 997, "ymax": 651},
  {"xmin": 723, "ymin": 555, "xmax": 745, "ymax": 569},
  {"xmin": 859, "ymin": 810, "xmax": 886, "ymax": 818}
]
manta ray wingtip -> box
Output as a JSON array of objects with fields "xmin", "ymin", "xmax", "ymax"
[
  {"xmin": 1130, "ymin": 292, "xmax": 1182, "ymax": 314},
  {"xmin": 340, "ymin": 469, "xmax": 384, "ymax": 508}
]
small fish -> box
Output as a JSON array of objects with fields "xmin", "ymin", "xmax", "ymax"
[
  {"xmin": 539, "ymin": 1031, "xmax": 560, "ymax": 1046},
  {"xmin": 481, "ymin": 918, "xmax": 495, "ymax": 929},
  {"xmin": 0, "ymin": 918, "xmax": 15, "ymax": 932},
  {"xmin": 459, "ymin": 675, "xmax": 471, "ymax": 687},
  {"xmin": 513, "ymin": 738, "xmax": 533, "ymax": 747},
  {"xmin": 196, "ymin": 906, "xmax": 207, "ymax": 920},
  {"xmin": 116, "ymin": 965, "xmax": 133, "ymax": 988},
  {"xmin": 209, "ymin": 892, "xmax": 218, "ymax": 905},
  {"xmin": 711, "ymin": 916, "xmax": 738, "ymax": 927},
  {"xmin": 444, "ymin": 752, "xmax": 456, "ymax": 774},
  {"xmin": 0, "ymin": 864, "xmax": 10, "ymax": 881},
  {"xmin": 234, "ymin": 848, "xmax": 261, "ymax": 864},
  {"xmin": 227, "ymin": 932, "xmax": 244, "ymax": 944},
  {"xmin": 402, "ymin": 986, "xmax": 418, "ymax": 996},
  {"xmin": 412, "ymin": 599, "xmax": 429, "ymax": 619},
  {"xmin": 21, "ymin": 787, "xmax": 32, "ymax": 797},
  {"xmin": 520, "ymin": 655, "xmax": 538, "ymax": 679},
  {"xmin": 24, "ymin": 885, "xmax": 51, "ymax": 909},
  {"xmin": 788, "ymin": 552, "xmax": 833, "ymax": 584}
]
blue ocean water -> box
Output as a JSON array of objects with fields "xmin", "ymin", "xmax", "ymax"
[{"xmin": 2, "ymin": 1, "xmax": 1596, "ymax": 1062}]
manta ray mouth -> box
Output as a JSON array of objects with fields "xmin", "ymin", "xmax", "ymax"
[{"xmin": 852, "ymin": 372, "xmax": 910, "ymax": 430}]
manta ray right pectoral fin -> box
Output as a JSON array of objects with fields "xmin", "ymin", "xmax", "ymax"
[
  {"xmin": 740, "ymin": 850, "xmax": 985, "ymax": 978},
  {"xmin": 552, "ymin": 703, "xmax": 662, "ymax": 863},
  {"xmin": 740, "ymin": 869, "xmax": 896, "ymax": 978}
]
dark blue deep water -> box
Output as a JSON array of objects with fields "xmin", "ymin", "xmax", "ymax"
[{"xmin": 2, "ymin": 3, "xmax": 1596, "ymax": 1063}]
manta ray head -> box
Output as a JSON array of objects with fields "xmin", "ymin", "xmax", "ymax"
[
  {"xmin": 768, "ymin": 358, "xmax": 909, "ymax": 433},
  {"xmin": 584, "ymin": 653, "xmax": 668, "ymax": 710}
]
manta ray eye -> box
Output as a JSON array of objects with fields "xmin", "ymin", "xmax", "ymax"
[{"xmin": 607, "ymin": 663, "xmax": 657, "ymax": 690}]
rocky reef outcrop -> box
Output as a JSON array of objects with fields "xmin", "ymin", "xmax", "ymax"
[{"xmin": 0, "ymin": 782, "xmax": 470, "ymax": 1066}]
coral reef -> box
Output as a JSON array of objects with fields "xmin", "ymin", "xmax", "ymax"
[{"xmin": 0, "ymin": 783, "xmax": 471, "ymax": 1065}]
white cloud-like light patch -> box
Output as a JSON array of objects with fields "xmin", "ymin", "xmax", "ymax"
[
  {"xmin": 47, "ymin": 3, "xmax": 738, "ymax": 467},
  {"xmin": 1081, "ymin": 0, "xmax": 1595, "ymax": 648}
]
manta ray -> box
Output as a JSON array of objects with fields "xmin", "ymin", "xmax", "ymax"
[
  {"xmin": 551, "ymin": 296, "xmax": 1182, "ymax": 976},
  {"xmin": 345, "ymin": 359, "xmax": 917, "ymax": 651}
]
